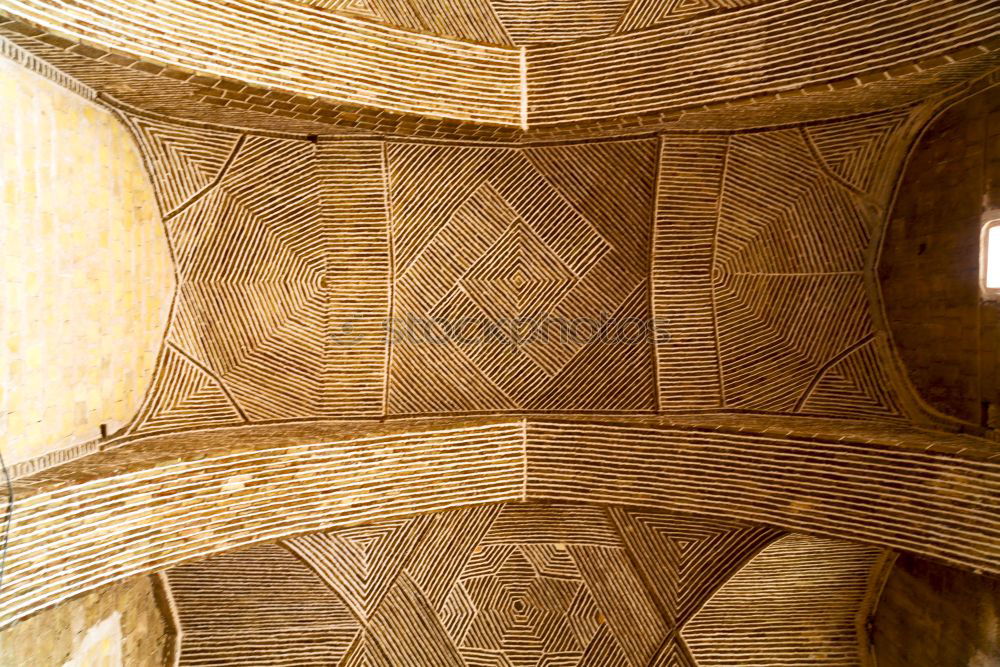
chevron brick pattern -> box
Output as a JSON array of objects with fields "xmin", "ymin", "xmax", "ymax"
[
  {"xmin": 616, "ymin": 0, "xmax": 768, "ymax": 32},
  {"xmin": 113, "ymin": 107, "xmax": 919, "ymax": 429},
  {"xmin": 3, "ymin": 1, "xmax": 1000, "ymax": 663},
  {"xmin": 492, "ymin": 0, "xmax": 630, "ymax": 45}
]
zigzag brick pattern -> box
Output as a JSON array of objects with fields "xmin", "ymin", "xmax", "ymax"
[
  {"xmin": 616, "ymin": 0, "xmax": 767, "ymax": 32},
  {"xmin": 62, "ymin": 105, "xmax": 919, "ymax": 429},
  {"xmin": 2, "ymin": 0, "xmax": 1000, "ymax": 661},
  {"xmin": 385, "ymin": 139, "xmax": 658, "ymax": 414}
]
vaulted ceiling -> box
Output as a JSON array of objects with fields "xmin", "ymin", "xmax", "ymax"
[
  {"xmin": 0, "ymin": 0, "xmax": 996, "ymax": 138},
  {"xmin": 293, "ymin": 0, "xmax": 755, "ymax": 45},
  {"xmin": 166, "ymin": 502, "xmax": 886, "ymax": 665},
  {"xmin": 1, "ymin": 0, "xmax": 999, "ymax": 663}
]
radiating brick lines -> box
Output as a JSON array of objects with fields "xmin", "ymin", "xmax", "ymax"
[
  {"xmin": 709, "ymin": 128, "xmax": 885, "ymax": 413},
  {"xmin": 647, "ymin": 123, "xmax": 909, "ymax": 418},
  {"xmin": 121, "ymin": 117, "xmax": 392, "ymax": 431},
  {"xmin": 115, "ymin": 109, "xmax": 917, "ymax": 428},
  {"xmin": 715, "ymin": 130, "xmax": 871, "ymax": 275},
  {"xmin": 160, "ymin": 501, "xmax": 892, "ymax": 665},
  {"xmin": 165, "ymin": 133, "xmax": 331, "ymax": 422},
  {"xmin": 714, "ymin": 273, "xmax": 871, "ymax": 412}
]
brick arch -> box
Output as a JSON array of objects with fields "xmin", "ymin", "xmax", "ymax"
[{"xmin": 2, "ymin": 416, "xmax": 997, "ymax": 629}]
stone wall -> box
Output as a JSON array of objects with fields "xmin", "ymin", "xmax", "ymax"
[
  {"xmin": 879, "ymin": 85, "xmax": 1000, "ymax": 426},
  {"xmin": 0, "ymin": 575, "xmax": 170, "ymax": 666},
  {"xmin": 873, "ymin": 552, "xmax": 1000, "ymax": 666},
  {"xmin": 0, "ymin": 51, "xmax": 173, "ymax": 472}
]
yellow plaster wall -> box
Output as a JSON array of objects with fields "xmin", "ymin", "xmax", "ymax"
[{"xmin": 0, "ymin": 56, "xmax": 174, "ymax": 469}]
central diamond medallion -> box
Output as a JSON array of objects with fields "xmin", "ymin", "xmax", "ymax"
[{"xmin": 461, "ymin": 220, "xmax": 577, "ymax": 342}]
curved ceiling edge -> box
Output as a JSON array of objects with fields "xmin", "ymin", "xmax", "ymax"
[
  {"xmin": 2, "ymin": 415, "xmax": 996, "ymax": 628},
  {"xmin": 0, "ymin": 0, "xmax": 996, "ymax": 138},
  {"xmin": 0, "ymin": 0, "xmax": 524, "ymax": 125},
  {"xmin": 869, "ymin": 73, "xmax": 1000, "ymax": 434}
]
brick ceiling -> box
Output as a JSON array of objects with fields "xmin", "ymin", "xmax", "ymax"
[{"xmin": 0, "ymin": 1, "xmax": 998, "ymax": 663}]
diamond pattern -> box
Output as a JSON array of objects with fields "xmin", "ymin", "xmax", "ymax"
[
  {"xmin": 387, "ymin": 142, "xmax": 657, "ymax": 413},
  {"xmin": 460, "ymin": 220, "xmax": 577, "ymax": 345}
]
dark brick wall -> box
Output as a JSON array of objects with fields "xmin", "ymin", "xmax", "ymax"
[
  {"xmin": 873, "ymin": 553, "xmax": 1000, "ymax": 666},
  {"xmin": 878, "ymin": 86, "xmax": 1000, "ymax": 425}
]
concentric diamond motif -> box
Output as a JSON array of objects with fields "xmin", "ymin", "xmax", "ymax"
[
  {"xmin": 462, "ymin": 221, "xmax": 578, "ymax": 342},
  {"xmin": 387, "ymin": 142, "xmax": 657, "ymax": 413}
]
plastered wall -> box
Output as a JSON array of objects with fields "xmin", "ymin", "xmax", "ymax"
[
  {"xmin": 0, "ymin": 575, "xmax": 170, "ymax": 666},
  {"xmin": 0, "ymin": 54, "xmax": 174, "ymax": 470}
]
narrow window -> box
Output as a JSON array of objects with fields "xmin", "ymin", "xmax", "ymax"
[{"xmin": 983, "ymin": 218, "xmax": 1000, "ymax": 297}]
